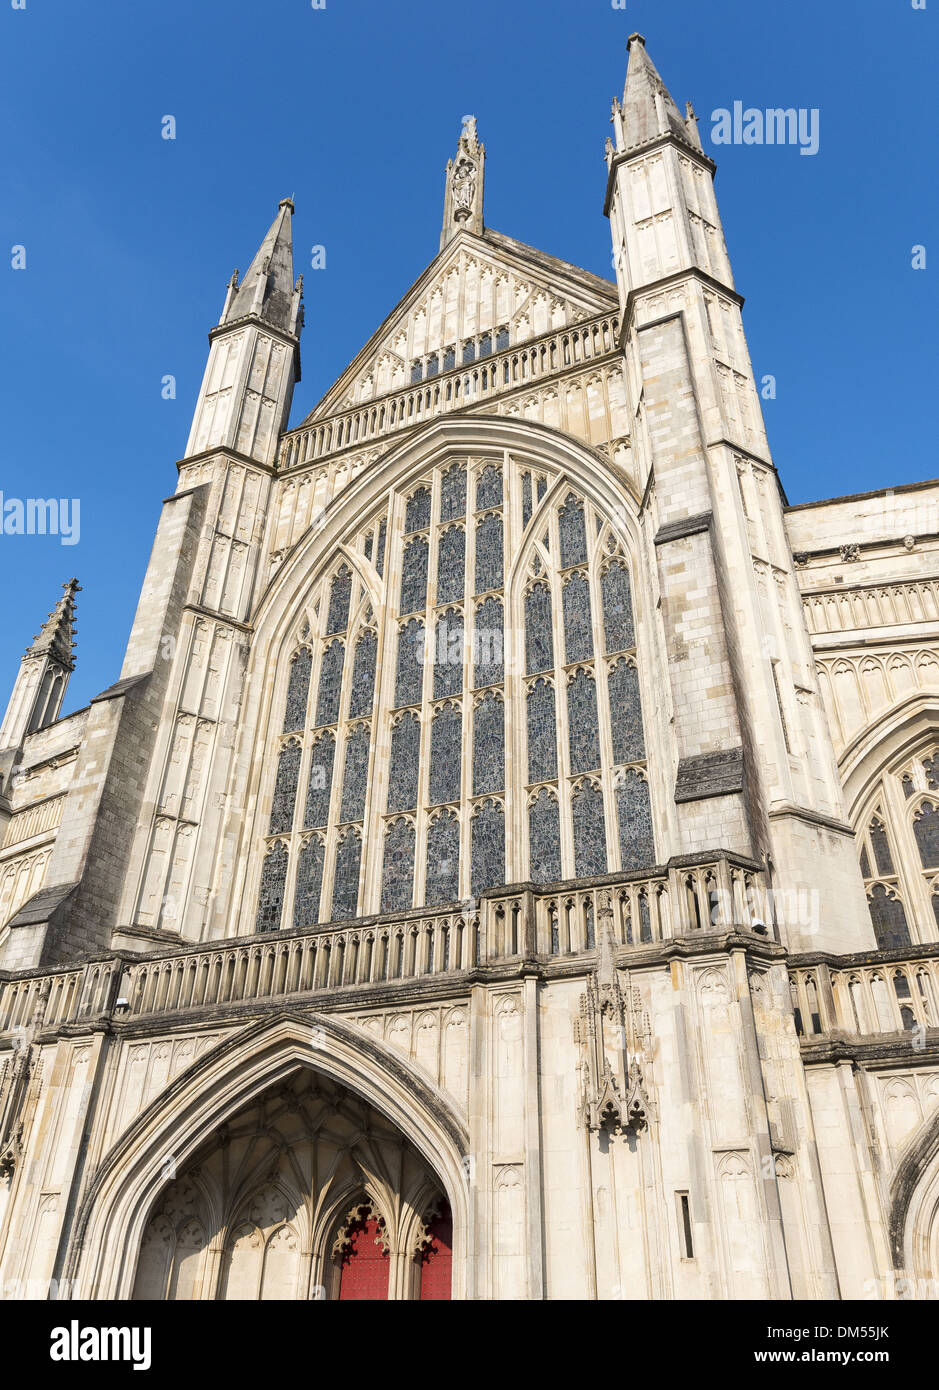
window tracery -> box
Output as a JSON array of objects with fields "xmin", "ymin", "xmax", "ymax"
[
  {"xmin": 855, "ymin": 747, "xmax": 939, "ymax": 948},
  {"xmin": 255, "ymin": 460, "xmax": 655, "ymax": 929}
]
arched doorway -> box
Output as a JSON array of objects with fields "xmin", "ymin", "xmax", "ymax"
[{"xmin": 131, "ymin": 1067, "xmax": 452, "ymax": 1301}]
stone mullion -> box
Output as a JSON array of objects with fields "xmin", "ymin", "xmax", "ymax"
[
  {"xmin": 585, "ymin": 519, "xmax": 619, "ymax": 873},
  {"xmin": 358, "ymin": 487, "xmax": 402, "ymax": 919}
]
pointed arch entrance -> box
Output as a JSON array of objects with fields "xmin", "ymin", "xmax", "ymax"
[
  {"xmin": 67, "ymin": 1013, "xmax": 470, "ymax": 1300},
  {"xmin": 131, "ymin": 1068, "xmax": 450, "ymax": 1300},
  {"xmin": 890, "ymin": 1111, "xmax": 939, "ymax": 1296}
]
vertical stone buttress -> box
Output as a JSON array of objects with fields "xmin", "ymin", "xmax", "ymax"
[
  {"xmin": 4, "ymin": 202, "xmax": 303, "ymax": 965},
  {"xmin": 607, "ymin": 35, "xmax": 870, "ymax": 953}
]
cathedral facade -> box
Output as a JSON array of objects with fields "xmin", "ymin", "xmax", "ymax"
[{"xmin": 1, "ymin": 35, "xmax": 938, "ymax": 1300}]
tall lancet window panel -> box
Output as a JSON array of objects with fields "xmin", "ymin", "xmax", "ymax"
[{"xmin": 254, "ymin": 462, "xmax": 655, "ymax": 931}]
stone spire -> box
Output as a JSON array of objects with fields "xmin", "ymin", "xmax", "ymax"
[
  {"xmin": 27, "ymin": 578, "xmax": 80, "ymax": 671},
  {"xmin": 440, "ymin": 116, "xmax": 486, "ymax": 249},
  {"xmin": 220, "ymin": 198, "xmax": 303, "ymax": 336},
  {"xmin": 613, "ymin": 33, "xmax": 700, "ymax": 156},
  {"xmin": 0, "ymin": 580, "xmax": 80, "ymax": 750}
]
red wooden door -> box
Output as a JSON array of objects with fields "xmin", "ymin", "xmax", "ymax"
[
  {"xmin": 418, "ymin": 1202, "xmax": 453, "ymax": 1301},
  {"xmin": 338, "ymin": 1216, "xmax": 389, "ymax": 1301}
]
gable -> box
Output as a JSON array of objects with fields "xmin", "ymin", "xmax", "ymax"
[{"xmin": 301, "ymin": 227, "xmax": 618, "ymax": 424}]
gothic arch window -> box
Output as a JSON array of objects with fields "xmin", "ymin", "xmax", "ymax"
[
  {"xmin": 853, "ymin": 746, "xmax": 939, "ymax": 949},
  {"xmin": 254, "ymin": 460, "xmax": 655, "ymax": 929}
]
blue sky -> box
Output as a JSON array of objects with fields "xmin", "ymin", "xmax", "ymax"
[{"xmin": 0, "ymin": 0, "xmax": 935, "ymax": 714}]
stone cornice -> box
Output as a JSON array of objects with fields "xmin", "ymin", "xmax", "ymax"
[
  {"xmin": 174, "ymin": 446, "xmax": 279, "ymax": 479},
  {"xmin": 603, "ymin": 135, "xmax": 716, "ymax": 217}
]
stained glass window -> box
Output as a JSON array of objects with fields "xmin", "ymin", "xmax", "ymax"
[
  {"xmin": 602, "ymin": 561, "xmax": 635, "ymax": 653},
  {"xmin": 471, "ymin": 799, "xmax": 505, "ymax": 897},
  {"xmin": 429, "ymin": 704, "xmax": 462, "ymax": 806},
  {"xmin": 326, "ymin": 566, "xmax": 353, "ymax": 635},
  {"xmin": 293, "ymin": 838, "xmax": 325, "ymax": 928},
  {"xmin": 269, "ymin": 743, "xmax": 301, "ymax": 834},
  {"xmin": 256, "ymin": 843, "xmax": 288, "ymax": 933},
  {"xmin": 562, "ymin": 573, "xmax": 593, "ymax": 664},
  {"xmin": 572, "ymin": 781, "xmax": 606, "ymax": 878},
  {"xmin": 473, "ymin": 692, "xmax": 504, "ymax": 796},
  {"xmin": 340, "ymin": 725, "xmax": 370, "ymax": 823},
  {"xmin": 304, "ymin": 732, "xmax": 334, "ymax": 828},
  {"xmin": 349, "ymin": 630, "xmax": 377, "ymax": 718},
  {"xmin": 529, "ymin": 789, "xmax": 562, "ymax": 883},
  {"xmin": 559, "ymin": 495, "xmax": 587, "ymax": 569},
  {"xmin": 331, "ymin": 830, "xmax": 362, "ymax": 921},
  {"xmin": 388, "ymin": 712, "xmax": 421, "ymax": 812},
  {"xmin": 426, "ymin": 812, "xmax": 460, "ymax": 905},
  {"xmin": 283, "ymin": 649, "xmax": 311, "ymax": 732},
  {"xmin": 315, "ymin": 641, "xmax": 345, "ymax": 726},
  {"xmin": 381, "ymin": 819, "xmax": 415, "ymax": 912},
  {"xmin": 568, "ymin": 671, "xmax": 601, "ymax": 773},
  {"xmin": 527, "ymin": 679, "xmax": 557, "ymax": 784},
  {"xmin": 437, "ymin": 527, "xmax": 466, "ymax": 605},
  {"xmin": 608, "ymin": 659, "xmax": 645, "ymax": 765}
]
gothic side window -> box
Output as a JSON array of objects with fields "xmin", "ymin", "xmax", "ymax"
[
  {"xmin": 913, "ymin": 801, "xmax": 939, "ymax": 870},
  {"xmin": 429, "ymin": 703, "xmax": 461, "ymax": 806},
  {"xmin": 572, "ymin": 779, "xmax": 606, "ymax": 878},
  {"xmin": 857, "ymin": 808, "xmax": 913, "ymax": 949},
  {"xmin": 255, "ymin": 463, "xmax": 656, "ymax": 929},
  {"xmin": 867, "ymin": 884, "xmax": 912, "ymax": 951}
]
